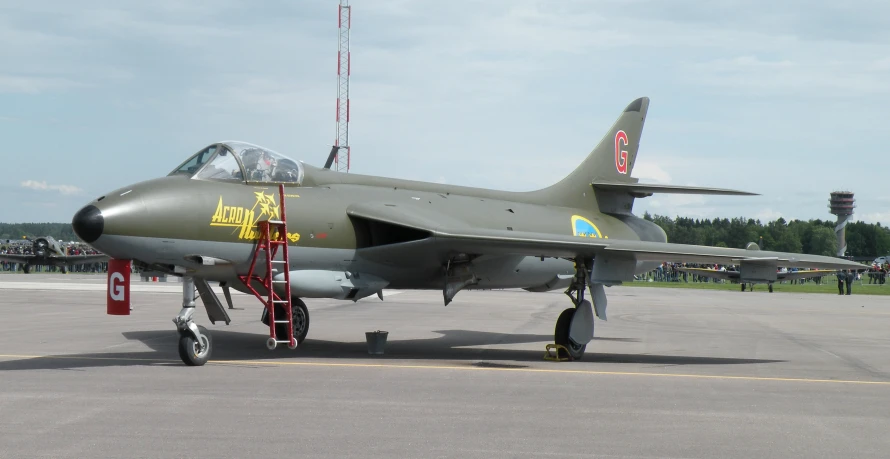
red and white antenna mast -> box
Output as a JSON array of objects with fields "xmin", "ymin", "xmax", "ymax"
[{"xmin": 333, "ymin": 0, "xmax": 351, "ymax": 172}]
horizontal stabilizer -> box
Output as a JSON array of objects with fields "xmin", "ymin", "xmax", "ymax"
[{"xmin": 592, "ymin": 180, "xmax": 757, "ymax": 197}]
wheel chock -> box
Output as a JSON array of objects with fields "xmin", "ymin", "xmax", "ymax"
[{"xmin": 544, "ymin": 344, "xmax": 572, "ymax": 362}]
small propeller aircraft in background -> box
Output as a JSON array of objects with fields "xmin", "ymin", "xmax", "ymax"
[
  {"xmin": 677, "ymin": 243, "xmax": 837, "ymax": 292},
  {"xmin": 0, "ymin": 236, "xmax": 108, "ymax": 273},
  {"xmin": 71, "ymin": 97, "xmax": 863, "ymax": 366}
]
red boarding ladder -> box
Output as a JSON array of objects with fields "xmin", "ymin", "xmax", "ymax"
[{"xmin": 238, "ymin": 184, "xmax": 296, "ymax": 350}]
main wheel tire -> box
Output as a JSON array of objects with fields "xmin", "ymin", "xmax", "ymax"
[
  {"xmin": 768, "ymin": 284, "xmax": 774, "ymax": 293},
  {"xmin": 23, "ymin": 264, "xmax": 30, "ymax": 274},
  {"xmin": 554, "ymin": 308, "xmax": 587, "ymax": 361},
  {"xmin": 741, "ymin": 284, "xmax": 746, "ymax": 292},
  {"xmin": 178, "ymin": 325, "xmax": 212, "ymax": 366},
  {"xmin": 274, "ymin": 298, "xmax": 310, "ymax": 344},
  {"xmin": 61, "ymin": 266, "xmax": 68, "ymax": 274}
]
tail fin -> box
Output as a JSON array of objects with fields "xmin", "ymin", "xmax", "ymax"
[{"xmin": 536, "ymin": 97, "xmax": 649, "ymax": 207}]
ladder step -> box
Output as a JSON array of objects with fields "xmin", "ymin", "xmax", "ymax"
[
  {"xmin": 273, "ymin": 320, "xmax": 291, "ymax": 324},
  {"xmin": 271, "ymin": 260, "xmax": 287, "ymax": 264},
  {"xmin": 272, "ymin": 300, "xmax": 289, "ymax": 303},
  {"xmin": 268, "ymin": 220, "xmax": 285, "ymax": 224},
  {"xmin": 272, "ymin": 280, "xmax": 287, "ymax": 284},
  {"xmin": 270, "ymin": 241, "xmax": 286, "ymax": 245}
]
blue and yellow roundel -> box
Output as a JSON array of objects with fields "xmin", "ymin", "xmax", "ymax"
[{"xmin": 571, "ymin": 215, "xmax": 605, "ymax": 239}]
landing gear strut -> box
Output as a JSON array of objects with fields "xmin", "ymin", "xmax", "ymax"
[
  {"xmin": 173, "ymin": 277, "xmax": 212, "ymax": 366},
  {"xmin": 553, "ymin": 259, "xmax": 600, "ymax": 361}
]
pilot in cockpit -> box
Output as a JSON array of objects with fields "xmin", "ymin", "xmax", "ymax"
[{"xmin": 241, "ymin": 148, "xmax": 275, "ymax": 182}]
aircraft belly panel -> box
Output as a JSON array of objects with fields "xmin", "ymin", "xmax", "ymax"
[{"xmin": 473, "ymin": 256, "xmax": 574, "ymax": 289}]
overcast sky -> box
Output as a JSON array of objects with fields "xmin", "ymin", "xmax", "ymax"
[{"xmin": 1, "ymin": 1, "xmax": 888, "ymax": 224}]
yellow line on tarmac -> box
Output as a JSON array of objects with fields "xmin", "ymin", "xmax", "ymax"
[{"xmin": 1, "ymin": 353, "xmax": 889, "ymax": 386}]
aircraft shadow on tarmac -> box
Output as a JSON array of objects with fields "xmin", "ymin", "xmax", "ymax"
[{"xmin": 0, "ymin": 328, "xmax": 784, "ymax": 371}]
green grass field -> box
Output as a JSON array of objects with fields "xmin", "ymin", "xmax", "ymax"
[{"xmin": 629, "ymin": 277, "xmax": 890, "ymax": 295}]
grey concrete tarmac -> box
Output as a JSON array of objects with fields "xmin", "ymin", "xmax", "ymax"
[{"xmin": 1, "ymin": 274, "xmax": 889, "ymax": 458}]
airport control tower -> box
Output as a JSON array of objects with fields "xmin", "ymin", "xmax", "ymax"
[{"xmin": 829, "ymin": 191, "xmax": 855, "ymax": 257}]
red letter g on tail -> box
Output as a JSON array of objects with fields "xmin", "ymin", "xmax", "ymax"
[{"xmin": 615, "ymin": 130, "xmax": 629, "ymax": 174}]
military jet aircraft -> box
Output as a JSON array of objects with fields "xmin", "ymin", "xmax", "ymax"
[
  {"xmin": 0, "ymin": 236, "xmax": 108, "ymax": 273},
  {"xmin": 677, "ymin": 243, "xmax": 836, "ymax": 292},
  {"xmin": 71, "ymin": 97, "xmax": 862, "ymax": 366}
]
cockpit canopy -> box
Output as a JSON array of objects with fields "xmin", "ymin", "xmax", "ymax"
[{"xmin": 169, "ymin": 141, "xmax": 304, "ymax": 185}]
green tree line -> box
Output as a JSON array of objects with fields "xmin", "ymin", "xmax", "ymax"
[{"xmin": 643, "ymin": 213, "xmax": 890, "ymax": 258}]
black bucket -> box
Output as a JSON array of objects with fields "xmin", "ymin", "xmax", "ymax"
[{"xmin": 365, "ymin": 330, "xmax": 389, "ymax": 355}]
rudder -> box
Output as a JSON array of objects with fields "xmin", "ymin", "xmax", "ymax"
[{"xmin": 536, "ymin": 97, "xmax": 649, "ymax": 206}]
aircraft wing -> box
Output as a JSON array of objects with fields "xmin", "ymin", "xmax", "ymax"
[
  {"xmin": 678, "ymin": 267, "xmax": 836, "ymax": 283},
  {"xmin": 0, "ymin": 254, "xmax": 34, "ymax": 264},
  {"xmin": 0, "ymin": 254, "xmax": 108, "ymax": 265},
  {"xmin": 347, "ymin": 203, "xmax": 863, "ymax": 272},
  {"xmin": 59, "ymin": 254, "xmax": 110, "ymax": 264},
  {"xmin": 777, "ymin": 269, "xmax": 836, "ymax": 281},
  {"xmin": 676, "ymin": 267, "xmax": 739, "ymax": 281}
]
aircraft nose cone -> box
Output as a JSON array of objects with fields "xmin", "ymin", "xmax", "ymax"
[{"xmin": 72, "ymin": 205, "xmax": 104, "ymax": 243}]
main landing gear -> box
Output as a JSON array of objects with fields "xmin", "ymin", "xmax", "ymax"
[
  {"xmin": 171, "ymin": 276, "xmax": 313, "ymax": 366},
  {"xmin": 261, "ymin": 298, "xmax": 310, "ymax": 347},
  {"xmin": 741, "ymin": 282, "xmax": 773, "ymax": 292},
  {"xmin": 553, "ymin": 259, "xmax": 604, "ymax": 361},
  {"xmin": 173, "ymin": 277, "xmax": 213, "ymax": 366}
]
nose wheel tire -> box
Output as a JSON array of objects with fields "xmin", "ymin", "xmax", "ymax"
[
  {"xmin": 178, "ymin": 325, "xmax": 212, "ymax": 366},
  {"xmin": 554, "ymin": 308, "xmax": 587, "ymax": 361}
]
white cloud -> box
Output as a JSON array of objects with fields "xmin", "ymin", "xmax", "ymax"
[
  {"xmin": 754, "ymin": 209, "xmax": 784, "ymax": 222},
  {"xmin": 20, "ymin": 180, "xmax": 83, "ymax": 195},
  {"xmin": 633, "ymin": 161, "xmax": 672, "ymax": 184},
  {"xmin": 0, "ymin": 75, "xmax": 83, "ymax": 94},
  {"xmin": 686, "ymin": 55, "xmax": 890, "ymax": 96},
  {"xmin": 857, "ymin": 212, "xmax": 890, "ymax": 225},
  {"xmin": 2, "ymin": 1, "xmax": 890, "ymax": 223}
]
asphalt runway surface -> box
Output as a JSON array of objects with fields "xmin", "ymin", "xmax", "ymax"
[{"xmin": 1, "ymin": 274, "xmax": 889, "ymax": 458}]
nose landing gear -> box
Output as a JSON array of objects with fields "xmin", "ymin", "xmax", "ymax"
[{"xmin": 173, "ymin": 277, "xmax": 212, "ymax": 366}]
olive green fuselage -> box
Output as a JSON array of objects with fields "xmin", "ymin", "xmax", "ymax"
[{"xmin": 86, "ymin": 168, "xmax": 664, "ymax": 293}]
